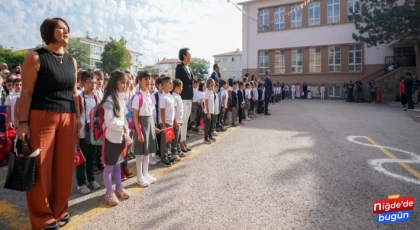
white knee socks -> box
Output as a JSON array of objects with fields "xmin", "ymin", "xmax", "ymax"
[
  {"xmin": 136, "ymin": 155, "xmax": 144, "ymax": 180},
  {"xmin": 142, "ymin": 154, "xmax": 149, "ymax": 177}
]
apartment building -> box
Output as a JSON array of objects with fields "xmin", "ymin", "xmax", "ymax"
[
  {"xmin": 214, "ymin": 49, "xmax": 243, "ymax": 80},
  {"xmin": 240, "ymin": 0, "xmax": 416, "ymax": 97},
  {"xmin": 154, "ymin": 58, "xmax": 181, "ymax": 78},
  {"xmin": 79, "ymin": 36, "xmax": 142, "ymax": 73}
]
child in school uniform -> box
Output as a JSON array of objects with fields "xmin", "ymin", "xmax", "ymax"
[
  {"xmin": 213, "ymin": 83, "xmax": 220, "ymax": 137},
  {"xmin": 218, "ymin": 80, "xmax": 228, "ymax": 132},
  {"xmin": 231, "ymin": 82, "xmax": 239, "ymax": 126},
  {"xmin": 244, "ymin": 82, "xmax": 251, "ymax": 121},
  {"xmin": 93, "ymin": 70, "xmax": 105, "ymax": 173},
  {"xmin": 132, "ymin": 70, "xmax": 160, "ymax": 187},
  {"xmin": 237, "ymin": 82, "xmax": 245, "ymax": 125},
  {"xmin": 76, "ymin": 71, "xmax": 101, "ymax": 195},
  {"xmin": 152, "ymin": 77, "xmax": 163, "ymax": 163},
  {"xmin": 100, "ymin": 71, "xmax": 131, "ymax": 206},
  {"xmin": 198, "ymin": 81, "xmax": 206, "ymax": 134},
  {"xmin": 257, "ymin": 83, "xmax": 264, "ymax": 114},
  {"xmin": 204, "ymin": 78, "xmax": 216, "ymax": 144},
  {"xmin": 191, "ymin": 79, "xmax": 199, "ymax": 132},
  {"xmin": 159, "ymin": 77, "xmax": 176, "ymax": 167},
  {"xmin": 172, "ymin": 79, "xmax": 185, "ymax": 159},
  {"xmin": 252, "ymin": 81, "xmax": 259, "ymax": 117},
  {"xmin": 5, "ymin": 78, "xmax": 21, "ymax": 128}
]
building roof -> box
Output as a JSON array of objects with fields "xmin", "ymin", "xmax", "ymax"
[
  {"xmin": 213, "ymin": 49, "xmax": 242, "ymax": 57},
  {"xmin": 157, "ymin": 58, "xmax": 181, "ymax": 64},
  {"xmin": 79, "ymin": 37, "xmax": 107, "ymax": 46},
  {"xmin": 128, "ymin": 49, "xmax": 142, "ymax": 55},
  {"xmin": 237, "ymin": 0, "xmax": 257, "ymax": 5}
]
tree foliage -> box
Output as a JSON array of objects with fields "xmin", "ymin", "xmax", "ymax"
[
  {"xmin": 189, "ymin": 57, "xmax": 210, "ymax": 79},
  {"xmin": 0, "ymin": 46, "xmax": 27, "ymax": 70},
  {"xmin": 352, "ymin": 0, "xmax": 420, "ymax": 74},
  {"xmin": 68, "ymin": 38, "xmax": 90, "ymax": 70},
  {"xmin": 100, "ymin": 37, "xmax": 130, "ymax": 74}
]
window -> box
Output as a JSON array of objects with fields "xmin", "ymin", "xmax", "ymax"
[
  {"xmin": 328, "ymin": 86, "xmax": 342, "ymax": 97},
  {"xmin": 291, "ymin": 49, "xmax": 303, "ymax": 73},
  {"xmin": 90, "ymin": 59, "xmax": 100, "ymax": 67},
  {"xmin": 274, "ymin": 7, "xmax": 285, "ymax": 30},
  {"xmin": 222, "ymin": 58, "xmax": 227, "ymax": 63},
  {"xmin": 259, "ymin": 51, "xmax": 269, "ymax": 74},
  {"xmin": 290, "ymin": 4, "xmax": 302, "ymax": 28},
  {"xmin": 258, "ymin": 9, "xmax": 269, "ymax": 32},
  {"xmin": 275, "ymin": 50, "xmax": 286, "ymax": 73},
  {"xmin": 328, "ymin": 0, "xmax": 340, "ymax": 24},
  {"xmin": 309, "ymin": 47, "xmax": 321, "ymax": 72},
  {"xmin": 328, "ymin": 46, "xmax": 341, "ymax": 72},
  {"xmin": 349, "ymin": 44, "xmax": 362, "ymax": 72},
  {"xmin": 308, "ymin": 1, "xmax": 321, "ymax": 26},
  {"xmin": 232, "ymin": 57, "xmax": 235, "ymax": 62},
  {"xmin": 91, "ymin": 45, "xmax": 102, "ymax": 55},
  {"xmin": 347, "ymin": 0, "xmax": 361, "ymax": 22}
]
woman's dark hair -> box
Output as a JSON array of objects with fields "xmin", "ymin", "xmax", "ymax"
[
  {"xmin": 179, "ymin": 48, "xmax": 190, "ymax": 61},
  {"xmin": 40, "ymin": 18, "xmax": 70, "ymax": 45},
  {"xmin": 198, "ymin": 81, "xmax": 205, "ymax": 92},
  {"xmin": 98, "ymin": 70, "xmax": 127, "ymax": 118},
  {"xmin": 80, "ymin": 71, "xmax": 94, "ymax": 82}
]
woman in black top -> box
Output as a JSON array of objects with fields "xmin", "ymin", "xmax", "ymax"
[{"xmin": 17, "ymin": 18, "xmax": 81, "ymax": 230}]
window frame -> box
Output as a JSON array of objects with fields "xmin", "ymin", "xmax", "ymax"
[
  {"xmin": 328, "ymin": 46, "xmax": 341, "ymax": 72},
  {"xmin": 232, "ymin": 57, "xmax": 235, "ymax": 62},
  {"xmin": 275, "ymin": 50, "xmax": 286, "ymax": 74},
  {"xmin": 258, "ymin": 9, "xmax": 269, "ymax": 32},
  {"xmin": 308, "ymin": 1, "xmax": 321, "ymax": 26},
  {"xmin": 347, "ymin": 0, "xmax": 361, "ymax": 22},
  {"xmin": 348, "ymin": 44, "xmax": 362, "ymax": 72},
  {"xmin": 328, "ymin": 86, "xmax": 342, "ymax": 97},
  {"xmin": 259, "ymin": 51, "xmax": 269, "ymax": 74},
  {"xmin": 309, "ymin": 47, "xmax": 322, "ymax": 73},
  {"xmin": 327, "ymin": 0, "xmax": 340, "ymax": 24},
  {"xmin": 291, "ymin": 49, "xmax": 303, "ymax": 73},
  {"xmin": 274, "ymin": 7, "xmax": 286, "ymax": 30},
  {"xmin": 290, "ymin": 4, "xmax": 303, "ymax": 28}
]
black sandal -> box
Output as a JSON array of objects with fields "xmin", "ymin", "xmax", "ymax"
[{"xmin": 58, "ymin": 213, "xmax": 71, "ymax": 227}]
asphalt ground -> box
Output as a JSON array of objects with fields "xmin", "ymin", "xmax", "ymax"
[{"xmin": 1, "ymin": 99, "xmax": 420, "ymax": 229}]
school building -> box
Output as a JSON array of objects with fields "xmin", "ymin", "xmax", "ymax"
[{"xmin": 240, "ymin": 0, "xmax": 417, "ymax": 98}]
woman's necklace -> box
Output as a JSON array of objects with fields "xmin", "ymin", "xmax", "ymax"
[{"xmin": 45, "ymin": 48, "xmax": 64, "ymax": 64}]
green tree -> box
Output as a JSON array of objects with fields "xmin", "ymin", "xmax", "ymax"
[
  {"xmin": 352, "ymin": 0, "xmax": 420, "ymax": 75},
  {"xmin": 0, "ymin": 46, "xmax": 27, "ymax": 70},
  {"xmin": 189, "ymin": 57, "xmax": 210, "ymax": 79},
  {"xmin": 68, "ymin": 38, "xmax": 90, "ymax": 69},
  {"xmin": 100, "ymin": 37, "xmax": 130, "ymax": 74}
]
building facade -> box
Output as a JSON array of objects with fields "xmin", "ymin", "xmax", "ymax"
[
  {"xmin": 214, "ymin": 49, "xmax": 243, "ymax": 80},
  {"xmin": 154, "ymin": 58, "xmax": 181, "ymax": 78},
  {"xmin": 79, "ymin": 36, "xmax": 142, "ymax": 73},
  {"xmin": 240, "ymin": 0, "xmax": 408, "ymax": 97}
]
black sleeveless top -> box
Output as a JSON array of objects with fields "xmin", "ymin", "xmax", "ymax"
[{"xmin": 30, "ymin": 48, "xmax": 76, "ymax": 113}]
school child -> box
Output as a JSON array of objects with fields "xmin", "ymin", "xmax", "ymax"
[
  {"xmin": 76, "ymin": 71, "xmax": 101, "ymax": 194},
  {"xmin": 0, "ymin": 76, "xmax": 8, "ymax": 107},
  {"xmin": 257, "ymin": 83, "xmax": 264, "ymax": 114},
  {"xmin": 172, "ymin": 79, "xmax": 186, "ymax": 159},
  {"xmin": 159, "ymin": 77, "xmax": 176, "ymax": 167},
  {"xmin": 285, "ymin": 84, "xmax": 289, "ymax": 99},
  {"xmin": 231, "ymin": 82, "xmax": 239, "ymax": 127},
  {"xmin": 307, "ymin": 85, "xmax": 312, "ymax": 99},
  {"xmin": 213, "ymin": 83, "xmax": 220, "ymax": 137},
  {"xmin": 5, "ymin": 78, "xmax": 14, "ymax": 94},
  {"xmin": 198, "ymin": 81, "xmax": 206, "ymax": 134},
  {"xmin": 204, "ymin": 79, "xmax": 216, "ymax": 144},
  {"xmin": 153, "ymin": 77, "xmax": 163, "ymax": 163},
  {"xmin": 131, "ymin": 70, "xmax": 159, "ymax": 187},
  {"xmin": 5, "ymin": 78, "xmax": 21, "ymax": 128},
  {"xmin": 218, "ymin": 80, "xmax": 228, "ymax": 132},
  {"xmin": 244, "ymin": 82, "xmax": 251, "ymax": 121},
  {"xmin": 227, "ymin": 78, "xmax": 233, "ymax": 125},
  {"xmin": 99, "ymin": 71, "xmax": 131, "ymax": 205},
  {"xmin": 252, "ymin": 82, "xmax": 259, "ymax": 117},
  {"xmin": 120, "ymin": 76, "xmax": 135, "ymax": 181},
  {"xmin": 237, "ymin": 82, "xmax": 245, "ymax": 125},
  {"xmin": 191, "ymin": 79, "xmax": 199, "ymax": 132},
  {"xmin": 93, "ymin": 70, "xmax": 105, "ymax": 173}
]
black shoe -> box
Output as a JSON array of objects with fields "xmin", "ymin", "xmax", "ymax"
[
  {"xmin": 265, "ymin": 113, "xmax": 271, "ymax": 115},
  {"xmin": 42, "ymin": 221, "xmax": 60, "ymax": 230},
  {"xmin": 187, "ymin": 135, "xmax": 190, "ymax": 138},
  {"xmin": 130, "ymin": 151, "xmax": 136, "ymax": 159},
  {"xmin": 231, "ymin": 123, "xmax": 238, "ymax": 127},
  {"xmin": 204, "ymin": 139, "xmax": 211, "ymax": 144},
  {"xmin": 181, "ymin": 148, "xmax": 188, "ymax": 153},
  {"xmin": 160, "ymin": 159, "xmax": 172, "ymax": 167},
  {"xmin": 168, "ymin": 157, "xmax": 175, "ymax": 163},
  {"xmin": 59, "ymin": 213, "xmax": 70, "ymax": 227},
  {"xmin": 220, "ymin": 128, "xmax": 227, "ymax": 132},
  {"xmin": 186, "ymin": 147, "xmax": 191, "ymax": 151},
  {"xmin": 209, "ymin": 137, "xmax": 216, "ymax": 142}
]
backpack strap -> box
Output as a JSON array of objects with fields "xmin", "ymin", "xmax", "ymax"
[{"xmin": 78, "ymin": 94, "xmax": 83, "ymax": 114}]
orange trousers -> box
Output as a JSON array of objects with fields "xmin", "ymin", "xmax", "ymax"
[{"xmin": 26, "ymin": 110, "xmax": 76, "ymax": 230}]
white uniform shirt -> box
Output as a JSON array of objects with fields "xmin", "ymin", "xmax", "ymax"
[
  {"xmin": 5, "ymin": 92, "xmax": 19, "ymax": 125},
  {"xmin": 204, "ymin": 89, "xmax": 215, "ymax": 114},
  {"xmin": 253, "ymin": 88, "xmax": 259, "ymax": 101},
  {"xmin": 214, "ymin": 92, "xmax": 219, "ymax": 115},
  {"xmin": 173, "ymin": 92, "xmax": 184, "ymax": 124},
  {"xmin": 132, "ymin": 90, "xmax": 153, "ymax": 116},
  {"xmin": 103, "ymin": 95, "xmax": 127, "ymax": 143},
  {"xmin": 159, "ymin": 92, "xmax": 175, "ymax": 125},
  {"xmin": 78, "ymin": 92, "xmax": 98, "ymax": 139},
  {"xmin": 193, "ymin": 87, "xmax": 199, "ymax": 103}
]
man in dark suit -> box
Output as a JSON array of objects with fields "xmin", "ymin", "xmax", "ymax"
[
  {"xmin": 210, "ymin": 64, "xmax": 220, "ymax": 85},
  {"xmin": 404, "ymin": 72, "xmax": 415, "ymax": 110},
  {"xmin": 175, "ymin": 48, "xmax": 195, "ymax": 152},
  {"xmin": 264, "ymin": 70, "xmax": 273, "ymax": 115}
]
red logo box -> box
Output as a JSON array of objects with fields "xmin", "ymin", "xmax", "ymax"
[{"xmin": 373, "ymin": 196, "xmax": 415, "ymax": 214}]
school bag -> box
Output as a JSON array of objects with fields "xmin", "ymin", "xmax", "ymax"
[
  {"xmin": 88, "ymin": 100, "xmax": 114, "ymax": 146},
  {"xmin": 126, "ymin": 92, "xmax": 154, "ymax": 131},
  {"xmin": 78, "ymin": 92, "xmax": 98, "ymax": 144}
]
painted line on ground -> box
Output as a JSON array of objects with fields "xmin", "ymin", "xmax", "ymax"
[
  {"xmin": 347, "ymin": 136, "xmax": 420, "ymax": 185},
  {"xmin": 0, "ymin": 179, "xmax": 5, "ymax": 185},
  {"xmin": 0, "ymin": 200, "xmax": 31, "ymax": 230},
  {"xmin": 63, "ymin": 127, "xmax": 239, "ymax": 230}
]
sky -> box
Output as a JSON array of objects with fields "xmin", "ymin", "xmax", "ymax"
[{"xmin": 0, "ymin": 0, "xmax": 243, "ymax": 67}]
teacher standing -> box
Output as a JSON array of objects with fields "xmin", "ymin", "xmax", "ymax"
[
  {"xmin": 17, "ymin": 18, "xmax": 81, "ymax": 230},
  {"xmin": 175, "ymin": 48, "xmax": 195, "ymax": 152},
  {"xmin": 264, "ymin": 70, "xmax": 273, "ymax": 115}
]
